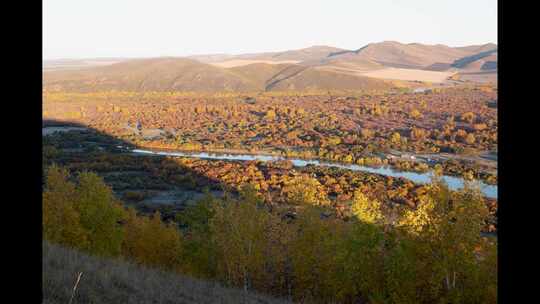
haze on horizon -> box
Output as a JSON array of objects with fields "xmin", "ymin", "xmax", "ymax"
[{"xmin": 43, "ymin": 0, "xmax": 497, "ymax": 60}]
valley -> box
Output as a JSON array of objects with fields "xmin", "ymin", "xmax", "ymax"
[{"xmin": 42, "ymin": 40, "xmax": 498, "ymax": 304}]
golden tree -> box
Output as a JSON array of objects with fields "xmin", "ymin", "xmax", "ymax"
[{"xmin": 282, "ymin": 175, "xmax": 329, "ymax": 206}]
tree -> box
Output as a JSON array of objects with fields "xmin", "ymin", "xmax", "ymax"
[
  {"xmin": 73, "ymin": 171, "xmax": 126, "ymax": 257},
  {"xmin": 390, "ymin": 132, "xmax": 401, "ymax": 144},
  {"xmin": 122, "ymin": 209, "xmax": 183, "ymax": 270},
  {"xmin": 398, "ymin": 178, "xmax": 491, "ymax": 302},
  {"xmin": 360, "ymin": 128, "xmax": 373, "ymax": 139},
  {"xmin": 265, "ymin": 109, "xmax": 277, "ymax": 120},
  {"xmin": 461, "ymin": 112, "xmax": 476, "ymax": 124},
  {"xmin": 410, "ymin": 109, "xmax": 423, "ymax": 119},
  {"xmin": 351, "ymin": 190, "xmax": 383, "ymax": 225},
  {"xmin": 210, "ymin": 185, "xmax": 273, "ymax": 292},
  {"xmin": 176, "ymin": 190, "xmax": 219, "ymax": 278},
  {"xmin": 43, "ymin": 165, "xmax": 88, "ymax": 249},
  {"xmin": 282, "ymin": 175, "xmax": 329, "ymax": 206},
  {"xmin": 289, "ymin": 206, "xmax": 349, "ymax": 302},
  {"xmin": 465, "ymin": 133, "xmax": 476, "ymax": 144}
]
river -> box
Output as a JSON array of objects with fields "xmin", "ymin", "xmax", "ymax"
[
  {"xmin": 130, "ymin": 148, "xmax": 498, "ymax": 199},
  {"xmin": 42, "ymin": 126, "xmax": 497, "ymax": 199}
]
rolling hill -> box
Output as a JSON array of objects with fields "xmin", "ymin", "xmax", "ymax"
[
  {"xmin": 327, "ymin": 41, "xmax": 480, "ymax": 69},
  {"xmin": 43, "ymin": 57, "xmax": 392, "ymax": 92},
  {"xmin": 43, "ymin": 58, "xmax": 260, "ymax": 92},
  {"xmin": 43, "ymin": 41, "xmax": 498, "ymax": 92}
]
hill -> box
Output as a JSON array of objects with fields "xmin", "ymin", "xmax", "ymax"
[
  {"xmin": 43, "ymin": 58, "xmax": 259, "ymax": 92},
  {"xmin": 192, "ymin": 45, "xmax": 348, "ymax": 66},
  {"xmin": 451, "ymin": 48, "xmax": 498, "ymax": 70},
  {"xmin": 266, "ymin": 65, "xmax": 392, "ymax": 91},
  {"xmin": 43, "ymin": 42, "xmax": 498, "ymax": 91},
  {"xmin": 43, "ymin": 58, "xmax": 128, "ymax": 71},
  {"xmin": 43, "ymin": 241, "xmax": 289, "ymax": 304},
  {"xmin": 43, "ymin": 58, "xmax": 392, "ymax": 93},
  {"xmin": 455, "ymin": 43, "xmax": 497, "ymax": 54},
  {"xmin": 327, "ymin": 41, "xmax": 475, "ymax": 69}
]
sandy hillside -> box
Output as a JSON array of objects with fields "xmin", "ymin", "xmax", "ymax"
[{"xmin": 361, "ymin": 67, "xmax": 455, "ymax": 83}]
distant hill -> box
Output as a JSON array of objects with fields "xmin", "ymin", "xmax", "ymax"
[
  {"xmin": 455, "ymin": 43, "xmax": 497, "ymax": 54},
  {"xmin": 43, "ymin": 57, "xmax": 392, "ymax": 92},
  {"xmin": 43, "ymin": 41, "xmax": 498, "ymax": 91},
  {"xmin": 265, "ymin": 65, "xmax": 392, "ymax": 91},
  {"xmin": 43, "ymin": 58, "xmax": 128, "ymax": 71},
  {"xmin": 451, "ymin": 48, "xmax": 498, "ymax": 69},
  {"xmin": 262, "ymin": 45, "xmax": 348, "ymax": 61},
  {"xmin": 327, "ymin": 41, "xmax": 477, "ymax": 69},
  {"xmin": 43, "ymin": 58, "xmax": 260, "ymax": 92},
  {"xmin": 191, "ymin": 45, "xmax": 348, "ymax": 65},
  {"xmin": 43, "ymin": 241, "xmax": 288, "ymax": 304},
  {"xmin": 450, "ymin": 48, "xmax": 498, "ymax": 83}
]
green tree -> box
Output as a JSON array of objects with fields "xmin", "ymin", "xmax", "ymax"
[
  {"xmin": 43, "ymin": 165, "xmax": 88, "ymax": 249},
  {"xmin": 210, "ymin": 185, "xmax": 273, "ymax": 292},
  {"xmin": 73, "ymin": 171, "xmax": 126, "ymax": 257},
  {"xmin": 289, "ymin": 206, "xmax": 348, "ymax": 302}
]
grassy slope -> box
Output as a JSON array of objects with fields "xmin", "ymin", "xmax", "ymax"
[{"xmin": 43, "ymin": 241, "xmax": 289, "ymax": 304}]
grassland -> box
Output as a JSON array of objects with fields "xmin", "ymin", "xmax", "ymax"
[{"xmin": 43, "ymin": 241, "xmax": 289, "ymax": 304}]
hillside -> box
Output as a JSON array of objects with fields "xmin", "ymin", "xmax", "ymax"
[
  {"xmin": 43, "ymin": 58, "xmax": 259, "ymax": 92},
  {"xmin": 455, "ymin": 43, "xmax": 497, "ymax": 54},
  {"xmin": 451, "ymin": 48, "xmax": 498, "ymax": 70},
  {"xmin": 192, "ymin": 45, "xmax": 348, "ymax": 65},
  {"xmin": 266, "ymin": 65, "xmax": 392, "ymax": 91},
  {"xmin": 327, "ymin": 41, "xmax": 475, "ymax": 69},
  {"xmin": 43, "ymin": 241, "xmax": 289, "ymax": 304},
  {"xmin": 228, "ymin": 62, "xmax": 294, "ymax": 88},
  {"xmin": 43, "ymin": 57, "xmax": 392, "ymax": 93},
  {"xmin": 43, "ymin": 42, "xmax": 498, "ymax": 92}
]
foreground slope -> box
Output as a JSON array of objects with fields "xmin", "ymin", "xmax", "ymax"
[{"xmin": 43, "ymin": 241, "xmax": 288, "ymax": 304}]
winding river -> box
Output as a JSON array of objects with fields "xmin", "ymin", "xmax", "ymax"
[
  {"xmin": 42, "ymin": 126, "xmax": 497, "ymax": 199},
  {"xmin": 130, "ymin": 148, "xmax": 498, "ymax": 199}
]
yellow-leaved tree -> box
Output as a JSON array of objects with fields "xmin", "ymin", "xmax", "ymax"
[
  {"xmin": 43, "ymin": 165, "xmax": 88, "ymax": 249},
  {"xmin": 396, "ymin": 176, "xmax": 494, "ymax": 303},
  {"xmin": 281, "ymin": 175, "xmax": 329, "ymax": 206},
  {"xmin": 43, "ymin": 165, "xmax": 125, "ymax": 257},
  {"xmin": 351, "ymin": 190, "xmax": 384, "ymax": 225},
  {"xmin": 122, "ymin": 209, "xmax": 183, "ymax": 271}
]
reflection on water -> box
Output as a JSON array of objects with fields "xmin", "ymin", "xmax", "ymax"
[{"xmin": 131, "ymin": 149, "xmax": 498, "ymax": 199}]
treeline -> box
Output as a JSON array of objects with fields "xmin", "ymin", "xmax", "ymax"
[{"xmin": 43, "ymin": 165, "xmax": 496, "ymax": 303}]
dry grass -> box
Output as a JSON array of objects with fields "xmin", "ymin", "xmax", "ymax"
[{"xmin": 43, "ymin": 241, "xmax": 290, "ymax": 304}]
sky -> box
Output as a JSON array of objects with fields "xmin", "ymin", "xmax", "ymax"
[{"xmin": 43, "ymin": 0, "xmax": 498, "ymax": 60}]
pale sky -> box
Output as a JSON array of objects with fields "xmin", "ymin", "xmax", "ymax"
[{"xmin": 43, "ymin": 0, "xmax": 497, "ymax": 60}]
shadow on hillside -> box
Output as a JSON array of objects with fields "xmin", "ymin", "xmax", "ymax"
[{"xmin": 43, "ymin": 119, "xmax": 235, "ymax": 221}]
